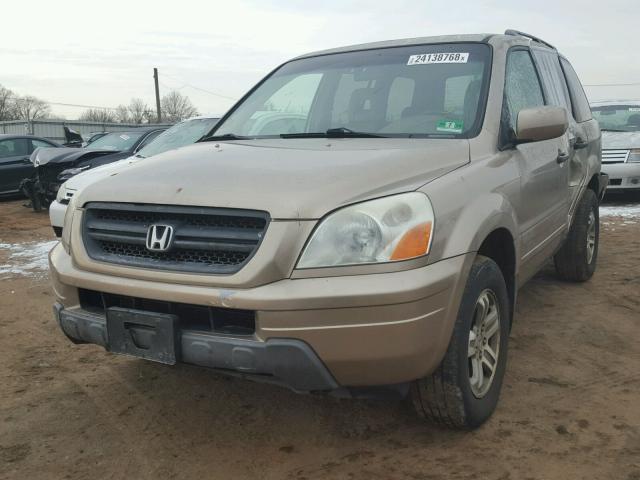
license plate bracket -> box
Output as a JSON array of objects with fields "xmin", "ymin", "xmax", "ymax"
[{"xmin": 106, "ymin": 307, "xmax": 179, "ymax": 365}]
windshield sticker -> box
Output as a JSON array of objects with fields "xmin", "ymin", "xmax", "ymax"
[
  {"xmin": 629, "ymin": 107, "xmax": 640, "ymax": 112},
  {"xmin": 119, "ymin": 134, "xmax": 130, "ymax": 140},
  {"xmin": 408, "ymin": 52, "xmax": 469, "ymax": 65},
  {"xmin": 436, "ymin": 120, "xmax": 464, "ymax": 134}
]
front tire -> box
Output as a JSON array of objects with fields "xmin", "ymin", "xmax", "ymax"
[
  {"xmin": 411, "ymin": 256, "xmax": 510, "ymax": 429},
  {"xmin": 554, "ymin": 189, "xmax": 599, "ymax": 282}
]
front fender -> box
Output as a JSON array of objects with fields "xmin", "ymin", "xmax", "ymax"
[{"xmin": 423, "ymin": 157, "xmax": 521, "ymax": 269}]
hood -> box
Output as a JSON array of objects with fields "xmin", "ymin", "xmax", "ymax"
[
  {"xmin": 601, "ymin": 131, "xmax": 640, "ymax": 149},
  {"xmin": 31, "ymin": 146, "xmax": 120, "ymax": 167},
  {"xmin": 78, "ymin": 138, "xmax": 469, "ymax": 219},
  {"xmin": 64, "ymin": 156, "xmax": 141, "ymax": 191}
]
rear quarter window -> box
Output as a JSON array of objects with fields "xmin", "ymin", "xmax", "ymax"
[{"xmin": 559, "ymin": 58, "xmax": 592, "ymax": 122}]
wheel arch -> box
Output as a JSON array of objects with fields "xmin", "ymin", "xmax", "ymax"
[{"xmin": 476, "ymin": 228, "xmax": 517, "ymax": 325}]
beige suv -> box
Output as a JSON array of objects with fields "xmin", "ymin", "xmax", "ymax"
[{"xmin": 50, "ymin": 30, "xmax": 607, "ymax": 429}]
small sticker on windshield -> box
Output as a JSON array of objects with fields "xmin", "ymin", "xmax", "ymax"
[
  {"xmin": 408, "ymin": 52, "xmax": 469, "ymax": 65},
  {"xmin": 119, "ymin": 134, "xmax": 130, "ymax": 140},
  {"xmin": 629, "ymin": 107, "xmax": 640, "ymax": 112},
  {"xmin": 436, "ymin": 120, "xmax": 464, "ymax": 134}
]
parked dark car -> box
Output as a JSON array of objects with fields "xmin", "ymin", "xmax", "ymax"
[
  {"xmin": 22, "ymin": 126, "xmax": 166, "ymax": 210},
  {"xmin": 0, "ymin": 134, "xmax": 61, "ymax": 196}
]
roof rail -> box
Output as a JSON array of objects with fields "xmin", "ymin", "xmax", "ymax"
[{"xmin": 504, "ymin": 29, "xmax": 556, "ymax": 50}]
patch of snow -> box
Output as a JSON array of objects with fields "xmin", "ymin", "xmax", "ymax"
[
  {"xmin": 0, "ymin": 240, "xmax": 58, "ymax": 278},
  {"xmin": 600, "ymin": 204, "xmax": 640, "ymax": 219}
]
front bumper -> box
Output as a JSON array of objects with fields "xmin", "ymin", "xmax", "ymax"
[
  {"xmin": 602, "ymin": 163, "xmax": 640, "ymax": 190},
  {"xmin": 54, "ymin": 303, "xmax": 339, "ymax": 392},
  {"xmin": 50, "ymin": 243, "xmax": 472, "ymax": 389}
]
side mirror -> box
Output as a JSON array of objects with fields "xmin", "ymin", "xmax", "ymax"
[{"xmin": 515, "ymin": 106, "xmax": 568, "ymax": 143}]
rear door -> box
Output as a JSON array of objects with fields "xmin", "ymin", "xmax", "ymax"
[
  {"xmin": 0, "ymin": 138, "xmax": 31, "ymax": 194},
  {"xmin": 503, "ymin": 48, "xmax": 569, "ymax": 277},
  {"xmin": 558, "ymin": 56, "xmax": 598, "ymax": 209},
  {"xmin": 531, "ymin": 49, "xmax": 583, "ymax": 211}
]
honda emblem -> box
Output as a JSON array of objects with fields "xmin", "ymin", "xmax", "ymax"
[{"xmin": 146, "ymin": 224, "xmax": 175, "ymax": 252}]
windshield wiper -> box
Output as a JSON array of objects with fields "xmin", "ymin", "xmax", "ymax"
[
  {"xmin": 280, "ymin": 127, "xmax": 385, "ymax": 139},
  {"xmin": 600, "ymin": 128, "xmax": 627, "ymax": 132},
  {"xmin": 202, "ymin": 133, "xmax": 250, "ymax": 141}
]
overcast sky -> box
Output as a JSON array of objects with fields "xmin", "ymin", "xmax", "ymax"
[{"xmin": 1, "ymin": 0, "xmax": 639, "ymax": 119}]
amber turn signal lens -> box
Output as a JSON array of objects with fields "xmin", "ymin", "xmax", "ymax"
[{"xmin": 390, "ymin": 222, "xmax": 432, "ymax": 260}]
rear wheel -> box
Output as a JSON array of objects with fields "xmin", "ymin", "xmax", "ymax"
[
  {"xmin": 554, "ymin": 189, "xmax": 599, "ymax": 282},
  {"xmin": 411, "ymin": 256, "xmax": 510, "ymax": 429}
]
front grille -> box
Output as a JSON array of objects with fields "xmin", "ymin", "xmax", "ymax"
[
  {"xmin": 609, "ymin": 178, "xmax": 622, "ymax": 186},
  {"xmin": 602, "ymin": 149, "xmax": 630, "ymax": 164},
  {"xmin": 82, "ymin": 203, "xmax": 269, "ymax": 274},
  {"xmin": 79, "ymin": 288, "xmax": 255, "ymax": 335}
]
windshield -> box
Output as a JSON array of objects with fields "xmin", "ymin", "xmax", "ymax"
[
  {"xmin": 86, "ymin": 131, "xmax": 145, "ymax": 151},
  {"xmin": 592, "ymin": 105, "xmax": 640, "ymax": 132},
  {"xmin": 212, "ymin": 43, "xmax": 491, "ymax": 138},
  {"xmin": 136, "ymin": 118, "xmax": 219, "ymax": 158}
]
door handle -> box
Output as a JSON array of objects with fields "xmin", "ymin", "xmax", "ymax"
[
  {"xmin": 557, "ymin": 150, "xmax": 570, "ymax": 164},
  {"xmin": 572, "ymin": 137, "xmax": 588, "ymax": 150}
]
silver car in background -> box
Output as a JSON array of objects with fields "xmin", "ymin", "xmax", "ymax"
[{"xmin": 591, "ymin": 100, "xmax": 640, "ymax": 191}]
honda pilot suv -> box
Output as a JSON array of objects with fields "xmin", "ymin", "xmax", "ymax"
[{"xmin": 50, "ymin": 30, "xmax": 607, "ymax": 429}]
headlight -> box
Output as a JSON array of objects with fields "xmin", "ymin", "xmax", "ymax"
[
  {"xmin": 628, "ymin": 148, "xmax": 640, "ymax": 163},
  {"xmin": 297, "ymin": 192, "xmax": 434, "ymax": 268}
]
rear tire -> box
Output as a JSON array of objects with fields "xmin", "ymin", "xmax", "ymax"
[
  {"xmin": 411, "ymin": 256, "xmax": 510, "ymax": 429},
  {"xmin": 554, "ymin": 189, "xmax": 599, "ymax": 282}
]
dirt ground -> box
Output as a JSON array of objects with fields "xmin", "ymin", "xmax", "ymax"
[{"xmin": 0, "ymin": 195, "xmax": 639, "ymax": 480}]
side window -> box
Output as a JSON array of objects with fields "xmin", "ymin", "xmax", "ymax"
[
  {"xmin": 386, "ymin": 77, "xmax": 415, "ymax": 122},
  {"xmin": 31, "ymin": 139, "xmax": 55, "ymax": 152},
  {"xmin": 0, "ymin": 138, "xmax": 29, "ymax": 159},
  {"xmin": 559, "ymin": 58, "xmax": 592, "ymax": 122},
  {"xmin": 531, "ymin": 49, "xmax": 571, "ymax": 112},
  {"xmin": 503, "ymin": 50, "xmax": 545, "ymax": 132},
  {"xmin": 137, "ymin": 130, "xmax": 162, "ymax": 150}
]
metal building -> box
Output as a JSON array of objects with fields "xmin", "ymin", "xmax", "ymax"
[{"xmin": 0, "ymin": 120, "xmax": 173, "ymax": 143}]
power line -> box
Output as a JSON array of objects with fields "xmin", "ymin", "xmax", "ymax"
[
  {"xmin": 161, "ymin": 72, "xmax": 238, "ymax": 101},
  {"xmin": 46, "ymin": 101, "xmax": 119, "ymax": 111},
  {"xmin": 583, "ymin": 82, "xmax": 640, "ymax": 87}
]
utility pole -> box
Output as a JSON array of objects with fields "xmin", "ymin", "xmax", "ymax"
[{"xmin": 153, "ymin": 68, "xmax": 162, "ymax": 123}]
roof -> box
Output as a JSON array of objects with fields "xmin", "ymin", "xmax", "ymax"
[
  {"xmin": 590, "ymin": 100, "xmax": 640, "ymax": 107},
  {"xmin": 185, "ymin": 114, "xmax": 221, "ymax": 121},
  {"xmin": 292, "ymin": 32, "xmax": 551, "ymax": 60},
  {"xmin": 294, "ymin": 34, "xmax": 493, "ymax": 60},
  {"xmin": 0, "ymin": 134, "xmax": 55, "ymax": 141}
]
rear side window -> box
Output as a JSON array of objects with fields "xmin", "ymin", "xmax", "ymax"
[
  {"xmin": 503, "ymin": 50, "xmax": 545, "ymax": 132},
  {"xmin": 559, "ymin": 58, "xmax": 592, "ymax": 122},
  {"xmin": 531, "ymin": 49, "xmax": 571, "ymax": 112},
  {"xmin": 0, "ymin": 138, "xmax": 29, "ymax": 158}
]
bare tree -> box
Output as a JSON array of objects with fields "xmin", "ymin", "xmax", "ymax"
[
  {"xmin": 115, "ymin": 104, "xmax": 130, "ymax": 123},
  {"xmin": 161, "ymin": 91, "xmax": 199, "ymax": 123},
  {"xmin": 0, "ymin": 85, "xmax": 17, "ymax": 121},
  {"xmin": 14, "ymin": 95, "xmax": 51, "ymax": 121},
  {"xmin": 128, "ymin": 98, "xmax": 150, "ymax": 124},
  {"xmin": 79, "ymin": 108, "xmax": 116, "ymax": 123}
]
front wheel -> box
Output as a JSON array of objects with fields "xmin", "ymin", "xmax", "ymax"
[
  {"xmin": 411, "ymin": 256, "xmax": 510, "ymax": 429},
  {"xmin": 554, "ymin": 189, "xmax": 599, "ymax": 282}
]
